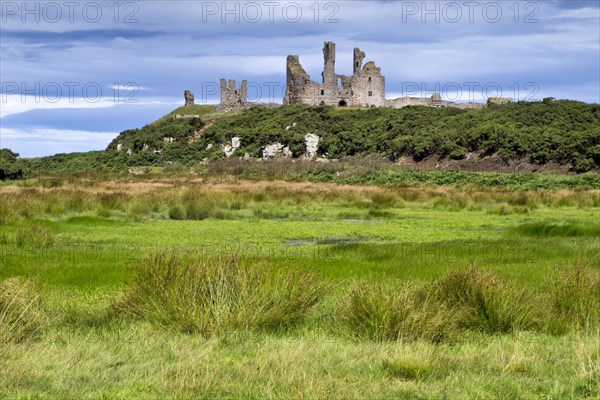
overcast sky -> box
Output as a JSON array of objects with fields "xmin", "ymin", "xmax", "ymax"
[{"xmin": 1, "ymin": 0, "xmax": 599, "ymax": 157}]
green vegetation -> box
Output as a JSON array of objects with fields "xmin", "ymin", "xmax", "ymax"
[
  {"xmin": 0, "ymin": 277, "xmax": 44, "ymax": 343},
  {"xmin": 20, "ymin": 100, "xmax": 600, "ymax": 176},
  {"xmin": 116, "ymin": 253, "xmax": 329, "ymax": 335},
  {"xmin": 0, "ymin": 173, "xmax": 599, "ymax": 397},
  {"xmin": 0, "ymin": 149, "xmax": 27, "ymax": 180}
]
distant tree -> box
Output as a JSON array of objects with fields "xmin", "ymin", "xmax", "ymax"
[{"xmin": 0, "ymin": 148, "xmax": 27, "ymax": 180}]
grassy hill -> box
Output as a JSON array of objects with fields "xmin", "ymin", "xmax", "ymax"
[{"xmin": 20, "ymin": 99, "xmax": 600, "ymax": 174}]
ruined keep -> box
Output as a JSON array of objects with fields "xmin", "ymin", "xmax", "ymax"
[
  {"xmin": 213, "ymin": 41, "xmax": 490, "ymax": 111},
  {"xmin": 284, "ymin": 42, "xmax": 385, "ymax": 107},
  {"xmin": 217, "ymin": 79, "xmax": 248, "ymax": 112}
]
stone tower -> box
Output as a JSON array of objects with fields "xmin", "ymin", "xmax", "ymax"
[
  {"xmin": 353, "ymin": 48, "xmax": 365, "ymax": 75},
  {"xmin": 218, "ymin": 79, "xmax": 247, "ymax": 111},
  {"xmin": 284, "ymin": 41, "xmax": 385, "ymax": 107}
]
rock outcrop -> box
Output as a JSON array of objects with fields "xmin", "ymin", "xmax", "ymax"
[
  {"xmin": 184, "ymin": 90, "xmax": 194, "ymax": 106},
  {"xmin": 304, "ymin": 134, "xmax": 320, "ymax": 160},
  {"xmin": 222, "ymin": 137, "xmax": 241, "ymax": 157}
]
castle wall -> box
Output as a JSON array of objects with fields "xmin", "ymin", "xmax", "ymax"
[
  {"xmin": 271, "ymin": 41, "xmax": 487, "ymax": 110},
  {"xmin": 385, "ymin": 96, "xmax": 486, "ymax": 109},
  {"xmin": 351, "ymin": 61, "xmax": 385, "ymax": 107},
  {"xmin": 217, "ymin": 78, "xmax": 248, "ymax": 112},
  {"xmin": 285, "ymin": 42, "xmax": 385, "ymax": 107}
]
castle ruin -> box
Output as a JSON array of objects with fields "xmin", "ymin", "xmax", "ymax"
[
  {"xmin": 217, "ymin": 79, "xmax": 248, "ymax": 112},
  {"xmin": 213, "ymin": 41, "xmax": 495, "ymax": 111},
  {"xmin": 284, "ymin": 42, "xmax": 386, "ymax": 107}
]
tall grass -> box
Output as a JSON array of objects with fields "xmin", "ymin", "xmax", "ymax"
[
  {"xmin": 1, "ymin": 174, "xmax": 598, "ymax": 223},
  {"xmin": 340, "ymin": 266, "xmax": 540, "ymax": 342},
  {"xmin": 116, "ymin": 253, "xmax": 331, "ymax": 335},
  {"xmin": 0, "ymin": 278, "xmax": 44, "ymax": 343},
  {"xmin": 340, "ymin": 283, "xmax": 460, "ymax": 343},
  {"xmin": 512, "ymin": 222, "xmax": 600, "ymax": 238},
  {"xmin": 14, "ymin": 223, "xmax": 55, "ymax": 248},
  {"xmin": 430, "ymin": 267, "xmax": 539, "ymax": 333},
  {"xmin": 549, "ymin": 265, "xmax": 600, "ymax": 332}
]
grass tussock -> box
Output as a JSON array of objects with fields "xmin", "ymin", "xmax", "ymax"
[
  {"xmin": 340, "ymin": 266, "xmax": 540, "ymax": 342},
  {"xmin": 430, "ymin": 267, "xmax": 539, "ymax": 334},
  {"xmin": 0, "ymin": 277, "xmax": 44, "ymax": 343},
  {"xmin": 549, "ymin": 265, "xmax": 600, "ymax": 332},
  {"xmin": 116, "ymin": 253, "xmax": 330, "ymax": 336},
  {"xmin": 381, "ymin": 350, "xmax": 444, "ymax": 381},
  {"xmin": 14, "ymin": 223, "xmax": 55, "ymax": 248},
  {"xmin": 340, "ymin": 283, "xmax": 461, "ymax": 343}
]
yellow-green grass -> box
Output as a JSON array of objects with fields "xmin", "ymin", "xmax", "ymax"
[{"xmin": 0, "ymin": 177, "xmax": 599, "ymax": 398}]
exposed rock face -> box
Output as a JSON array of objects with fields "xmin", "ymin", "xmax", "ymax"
[
  {"xmin": 222, "ymin": 137, "xmax": 241, "ymax": 157},
  {"xmin": 262, "ymin": 143, "xmax": 284, "ymax": 159},
  {"xmin": 116, "ymin": 143, "xmax": 123, "ymax": 152},
  {"xmin": 184, "ymin": 90, "xmax": 195, "ymax": 106},
  {"xmin": 304, "ymin": 134, "xmax": 320, "ymax": 160},
  {"xmin": 163, "ymin": 137, "xmax": 174, "ymax": 144}
]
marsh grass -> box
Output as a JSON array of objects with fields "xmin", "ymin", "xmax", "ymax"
[
  {"xmin": 1, "ymin": 174, "xmax": 598, "ymax": 224},
  {"xmin": 340, "ymin": 267, "xmax": 541, "ymax": 342},
  {"xmin": 116, "ymin": 253, "xmax": 331, "ymax": 336},
  {"xmin": 430, "ymin": 267, "xmax": 540, "ymax": 334},
  {"xmin": 381, "ymin": 349, "xmax": 444, "ymax": 381},
  {"xmin": 340, "ymin": 283, "xmax": 461, "ymax": 343},
  {"xmin": 0, "ymin": 278, "xmax": 44, "ymax": 343},
  {"xmin": 513, "ymin": 222, "xmax": 600, "ymax": 238},
  {"xmin": 549, "ymin": 264, "xmax": 600, "ymax": 332},
  {"xmin": 14, "ymin": 223, "xmax": 55, "ymax": 248}
]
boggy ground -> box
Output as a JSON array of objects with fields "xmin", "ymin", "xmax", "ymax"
[{"xmin": 0, "ymin": 173, "xmax": 599, "ymax": 399}]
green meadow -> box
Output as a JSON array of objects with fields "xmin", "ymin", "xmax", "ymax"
[{"xmin": 1, "ymin": 170, "xmax": 599, "ymax": 399}]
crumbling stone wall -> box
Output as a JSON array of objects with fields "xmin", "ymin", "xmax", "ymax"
[
  {"xmin": 284, "ymin": 42, "xmax": 385, "ymax": 107},
  {"xmin": 217, "ymin": 79, "xmax": 247, "ymax": 112},
  {"xmin": 385, "ymin": 94, "xmax": 486, "ymax": 109},
  {"xmin": 284, "ymin": 41, "xmax": 489, "ymax": 110}
]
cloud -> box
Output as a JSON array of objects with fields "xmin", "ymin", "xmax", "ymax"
[
  {"xmin": 0, "ymin": 127, "xmax": 117, "ymax": 158},
  {"xmin": 0, "ymin": 94, "xmax": 177, "ymax": 118},
  {"xmin": 0, "ymin": 0, "xmax": 597, "ymax": 157}
]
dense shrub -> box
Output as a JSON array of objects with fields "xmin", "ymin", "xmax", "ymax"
[
  {"xmin": 27, "ymin": 100, "xmax": 600, "ymax": 174},
  {"xmin": 0, "ymin": 149, "xmax": 27, "ymax": 180}
]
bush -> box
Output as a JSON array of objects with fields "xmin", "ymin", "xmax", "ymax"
[
  {"xmin": 115, "ymin": 253, "xmax": 330, "ymax": 336},
  {"xmin": 0, "ymin": 278, "xmax": 44, "ymax": 343},
  {"xmin": 0, "ymin": 148, "xmax": 27, "ymax": 180}
]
